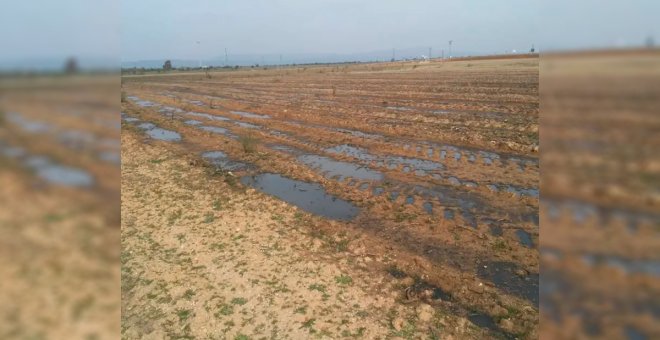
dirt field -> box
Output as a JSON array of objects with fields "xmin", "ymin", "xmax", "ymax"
[
  {"xmin": 0, "ymin": 76, "xmax": 120, "ymax": 339},
  {"xmin": 540, "ymin": 50, "xmax": 660, "ymax": 339},
  {"xmin": 121, "ymin": 56, "xmax": 539, "ymax": 339}
]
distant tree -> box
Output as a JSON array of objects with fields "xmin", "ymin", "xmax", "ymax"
[
  {"xmin": 163, "ymin": 60, "xmax": 172, "ymax": 71},
  {"xmin": 646, "ymin": 36, "xmax": 655, "ymax": 48},
  {"xmin": 64, "ymin": 57, "xmax": 78, "ymax": 74}
]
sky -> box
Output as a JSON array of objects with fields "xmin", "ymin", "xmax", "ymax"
[
  {"xmin": 0, "ymin": 0, "xmax": 119, "ymax": 69},
  {"xmin": 0, "ymin": 1, "xmax": 658, "ymax": 69},
  {"xmin": 120, "ymin": 0, "xmax": 540, "ymax": 61}
]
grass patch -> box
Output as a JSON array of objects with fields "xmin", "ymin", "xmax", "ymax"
[
  {"xmin": 231, "ymin": 297, "xmax": 247, "ymax": 306},
  {"xmin": 217, "ymin": 304, "xmax": 234, "ymax": 316},
  {"xmin": 334, "ymin": 239, "xmax": 349, "ymax": 252},
  {"xmin": 392, "ymin": 319, "xmax": 417, "ymax": 339},
  {"xmin": 203, "ymin": 212, "xmax": 215, "ymax": 223},
  {"xmin": 182, "ymin": 289, "xmax": 195, "ymax": 300},
  {"xmin": 239, "ymin": 134, "xmax": 258, "ymax": 153},
  {"xmin": 308, "ymin": 283, "xmax": 327, "ymax": 293},
  {"xmin": 224, "ymin": 174, "xmax": 238, "ymax": 187},
  {"xmin": 492, "ymin": 239, "xmax": 509, "ymax": 251},
  {"xmin": 394, "ymin": 211, "xmax": 416, "ymax": 223},
  {"xmin": 44, "ymin": 213, "xmax": 65, "ymax": 223},
  {"xmin": 335, "ymin": 275, "xmax": 353, "ymax": 285},
  {"xmin": 210, "ymin": 242, "xmax": 226, "ymax": 251},
  {"xmin": 176, "ymin": 309, "xmax": 193, "ymax": 322},
  {"xmin": 168, "ymin": 209, "xmax": 183, "ymax": 225},
  {"xmin": 300, "ymin": 318, "xmax": 316, "ymax": 330}
]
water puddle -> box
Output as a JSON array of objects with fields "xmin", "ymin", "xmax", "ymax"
[
  {"xmin": 334, "ymin": 128, "xmax": 383, "ymax": 139},
  {"xmin": 146, "ymin": 128, "xmax": 181, "ymax": 142},
  {"xmin": 1, "ymin": 146, "xmax": 26, "ymax": 158},
  {"xmin": 580, "ymin": 254, "xmax": 660, "ymax": 276},
  {"xmin": 477, "ymin": 261, "xmax": 539, "ymax": 307},
  {"xmin": 58, "ymin": 130, "xmax": 95, "ymax": 150},
  {"xmin": 515, "ymin": 229, "xmax": 534, "ymax": 248},
  {"xmin": 158, "ymin": 106, "xmax": 183, "ymax": 114},
  {"xmin": 326, "ymin": 144, "xmax": 444, "ymax": 177},
  {"xmin": 186, "ymin": 111, "xmax": 232, "ymax": 122},
  {"xmin": 129, "ymin": 96, "xmax": 157, "ymax": 107},
  {"xmin": 98, "ymin": 151, "xmax": 120, "ymax": 164},
  {"xmin": 137, "ymin": 122, "xmax": 156, "ymax": 130},
  {"xmin": 625, "ymin": 326, "xmax": 648, "ymax": 340},
  {"xmin": 184, "ymin": 119, "xmax": 203, "ymax": 125},
  {"xmin": 36, "ymin": 164, "xmax": 94, "ymax": 187},
  {"xmin": 241, "ymin": 173, "xmax": 359, "ymax": 221},
  {"xmin": 506, "ymin": 186, "xmax": 539, "ymax": 199},
  {"xmin": 186, "ymin": 99, "xmax": 206, "ymax": 107},
  {"xmin": 198, "ymin": 125, "xmax": 236, "ymax": 138},
  {"xmin": 448, "ymin": 177, "xmax": 461, "ymax": 186},
  {"xmin": 6, "ymin": 112, "xmax": 53, "ymax": 133},
  {"xmin": 372, "ymin": 187, "xmax": 384, "ymax": 196},
  {"xmin": 235, "ymin": 122, "xmax": 260, "ymax": 129},
  {"xmin": 489, "ymin": 224, "xmax": 503, "ymax": 236},
  {"xmin": 431, "ymin": 110, "xmax": 452, "ymax": 115},
  {"xmin": 297, "ymin": 154, "xmax": 383, "ymax": 181},
  {"xmin": 423, "ymin": 202, "xmax": 433, "ymax": 214},
  {"xmin": 386, "ymin": 106, "xmax": 413, "ymax": 111},
  {"xmin": 201, "ymin": 151, "xmax": 250, "ymax": 171},
  {"xmin": 230, "ymin": 110, "xmax": 271, "ymax": 119},
  {"xmin": 467, "ymin": 313, "xmax": 498, "ymax": 332},
  {"xmin": 270, "ymin": 130, "xmax": 291, "ymax": 138},
  {"xmin": 123, "ymin": 116, "xmax": 139, "ymax": 123}
]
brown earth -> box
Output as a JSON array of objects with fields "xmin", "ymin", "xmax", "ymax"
[
  {"xmin": 121, "ymin": 56, "xmax": 540, "ymax": 339},
  {"xmin": 0, "ymin": 76, "xmax": 120, "ymax": 339}
]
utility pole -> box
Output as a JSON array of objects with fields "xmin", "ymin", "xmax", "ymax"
[
  {"xmin": 225, "ymin": 48, "xmax": 228, "ymax": 65},
  {"xmin": 448, "ymin": 40, "xmax": 453, "ymax": 59},
  {"xmin": 392, "ymin": 48, "xmax": 396, "ymax": 61},
  {"xmin": 441, "ymin": 49, "xmax": 444, "ymax": 59},
  {"xmin": 196, "ymin": 41, "xmax": 201, "ymax": 68},
  {"xmin": 429, "ymin": 47, "xmax": 432, "ymax": 59}
]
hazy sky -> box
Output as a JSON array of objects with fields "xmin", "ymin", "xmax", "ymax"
[
  {"xmin": 121, "ymin": 0, "xmax": 540, "ymax": 61},
  {"xmin": 0, "ymin": 0, "xmax": 657, "ymax": 68},
  {"xmin": 539, "ymin": 0, "xmax": 659, "ymax": 50},
  {"xmin": 0, "ymin": 0, "xmax": 119, "ymax": 66}
]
